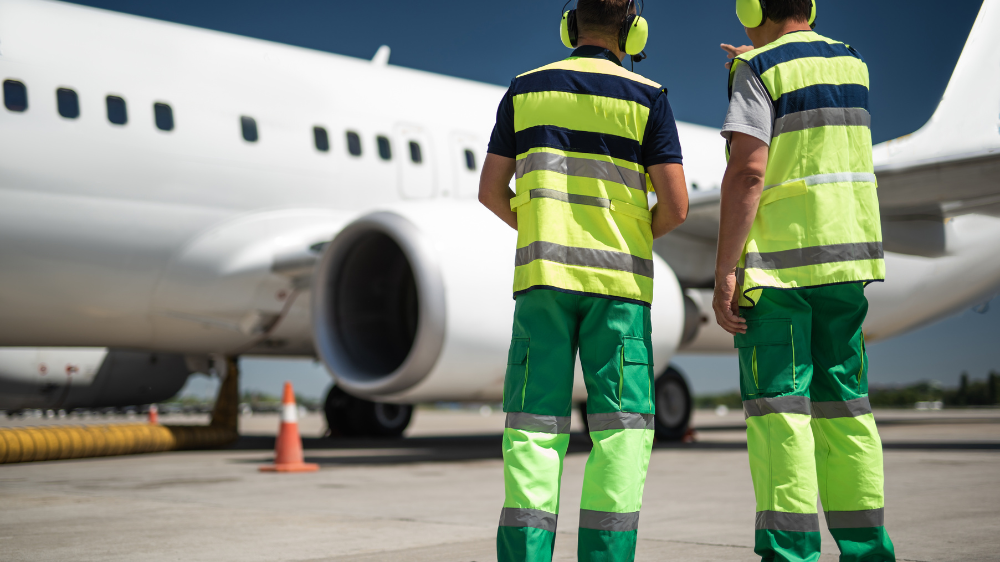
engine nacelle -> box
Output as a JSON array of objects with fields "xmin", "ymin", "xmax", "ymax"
[
  {"xmin": 0, "ymin": 348, "xmax": 191, "ymax": 411},
  {"xmin": 311, "ymin": 200, "xmax": 687, "ymax": 403}
]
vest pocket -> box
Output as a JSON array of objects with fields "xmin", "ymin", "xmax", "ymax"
[
  {"xmin": 760, "ymin": 179, "xmax": 807, "ymax": 206},
  {"xmin": 735, "ymin": 320, "xmax": 796, "ymax": 397},
  {"xmin": 503, "ymin": 338, "xmax": 530, "ymax": 412}
]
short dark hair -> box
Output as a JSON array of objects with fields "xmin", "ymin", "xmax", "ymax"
[
  {"xmin": 767, "ymin": 0, "xmax": 813, "ymax": 24},
  {"xmin": 576, "ymin": 0, "xmax": 632, "ymax": 42}
]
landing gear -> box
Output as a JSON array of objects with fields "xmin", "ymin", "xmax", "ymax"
[
  {"xmin": 654, "ymin": 366, "xmax": 692, "ymax": 442},
  {"xmin": 323, "ymin": 386, "xmax": 413, "ymax": 438}
]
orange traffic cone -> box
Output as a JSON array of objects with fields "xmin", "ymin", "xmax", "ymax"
[
  {"xmin": 148, "ymin": 404, "xmax": 159, "ymax": 425},
  {"xmin": 259, "ymin": 382, "xmax": 319, "ymax": 473}
]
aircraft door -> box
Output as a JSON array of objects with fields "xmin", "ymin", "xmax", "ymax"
[
  {"xmin": 395, "ymin": 124, "xmax": 435, "ymax": 199},
  {"xmin": 451, "ymin": 132, "xmax": 486, "ymax": 199}
]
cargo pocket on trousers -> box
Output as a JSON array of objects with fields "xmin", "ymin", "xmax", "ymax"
[
  {"xmin": 734, "ymin": 320, "xmax": 796, "ymax": 397},
  {"xmin": 621, "ymin": 336, "xmax": 654, "ymax": 413},
  {"xmin": 502, "ymin": 338, "xmax": 530, "ymax": 412}
]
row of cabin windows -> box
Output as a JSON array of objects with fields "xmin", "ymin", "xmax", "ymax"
[
  {"xmin": 4, "ymin": 78, "xmax": 478, "ymax": 171},
  {"xmin": 5, "ymin": 80, "xmax": 175, "ymax": 130}
]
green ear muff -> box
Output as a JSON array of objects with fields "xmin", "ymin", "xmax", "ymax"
[
  {"xmin": 560, "ymin": 10, "xmax": 578, "ymax": 49},
  {"xmin": 622, "ymin": 15, "xmax": 648, "ymax": 56},
  {"xmin": 736, "ymin": 0, "xmax": 765, "ymax": 28},
  {"xmin": 736, "ymin": 0, "xmax": 816, "ymax": 28}
]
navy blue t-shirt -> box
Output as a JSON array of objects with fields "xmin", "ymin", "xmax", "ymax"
[{"xmin": 487, "ymin": 46, "xmax": 683, "ymax": 167}]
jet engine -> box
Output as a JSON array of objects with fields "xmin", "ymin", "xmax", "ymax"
[
  {"xmin": 0, "ymin": 348, "xmax": 191, "ymax": 412},
  {"xmin": 312, "ymin": 200, "xmax": 692, "ymax": 437}
]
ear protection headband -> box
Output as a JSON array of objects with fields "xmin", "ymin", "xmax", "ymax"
[
  {"xmin": 561, "ymin": 0, "xmax": 649, "ymax": 60},
  {"xmin": 736, "ymin": 0, "xmax": 816, "ymax": 29}
]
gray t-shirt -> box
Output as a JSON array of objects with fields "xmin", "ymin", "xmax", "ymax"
[{"xmin": 721, "ymin": 63, "xmax": 774, "ymax": 145}]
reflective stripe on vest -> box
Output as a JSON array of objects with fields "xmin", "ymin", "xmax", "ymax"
[
  {"xmin": 511, "ymin": 56, "xmax": 662, "ymax": 304},
  {"xmin": 728, "ymin": 31, "xmax": 885, "ymax": 306}
]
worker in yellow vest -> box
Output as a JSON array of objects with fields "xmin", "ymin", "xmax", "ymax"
[
  {"xmin": 713, "ymin": 1, "xmax": 896, "ymax": 560},
  {"xmin": 479, "ymin": 1, "xmax": 689, "ymax": 559}
]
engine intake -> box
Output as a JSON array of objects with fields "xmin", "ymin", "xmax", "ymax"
[{"xmin": 311, "ymin": 212, "xmax": 447, "ymax": 396}]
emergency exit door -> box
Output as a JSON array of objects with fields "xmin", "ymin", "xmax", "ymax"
[{"xmin": 394, "ymin": 124, "xmax": 435, "ymax": 199}]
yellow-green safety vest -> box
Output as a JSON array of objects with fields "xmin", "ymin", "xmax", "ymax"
[
  {"xmin": 728, "ymin": 31, "xmax": 885, "ymax": 307},
  {"xmin": 510, "ymin": 56, "xmax": 663, "ymax": 305}
]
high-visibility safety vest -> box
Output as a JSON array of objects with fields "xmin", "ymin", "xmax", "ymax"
[
  {"xmin": 509, "ymin": 56, "xmax": 662, "ymax": 305},
  {"xmin": 728, "ymin": 31, "xmax": 885, "ymax": 307}
]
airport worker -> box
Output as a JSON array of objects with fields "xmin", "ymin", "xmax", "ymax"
[
  {"xmin": 478, "ymin": 0, "xmax": 689, "ymax": 560},
  {"xmin": 712, "ymin": 1, "xmax": 896, "ymax": 561}
]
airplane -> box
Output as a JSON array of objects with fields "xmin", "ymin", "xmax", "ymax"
[{"xmin": 0, "ymin": 0, "xmax": 998, "ymax": 441}]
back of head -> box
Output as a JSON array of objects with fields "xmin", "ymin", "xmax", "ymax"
[
  {"xmin": 576, "ymin": 0, "xmax": 632, "ymax": 43},
  {"xmin": 766, "ymin": 0, "xmax": 813, "ymax": 24}
]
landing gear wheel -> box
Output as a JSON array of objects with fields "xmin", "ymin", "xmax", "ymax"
[
  {"xmin": 654, "ymin": 366, "xmax": 692, "ymax": 442},
  {"xmin": 324, "ymin": 386, "xmax": 413, "ymax": 438},
  {"xmin": 577, "ymin": 402, "xmax": 590, "ymax": 433}
]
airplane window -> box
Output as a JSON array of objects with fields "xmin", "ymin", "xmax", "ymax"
[
  {"xmin": 465, "ymin": 149, "xmax": 476, "ymax": 171},
  {"xmin": 314, "ymin": 126, "xmax": 330, "ymax": 152},
  {"xmin": 106, "ymin": 95, "xmax": 127, "ymax": 125},
  {"xmin": 409, "ymin": 141, "xmax": 423, "ymax": 164},
  {"xmin": 154, "ymin": 103, "xmax": 174, "ymax": 131},
  {"xmin": 56, "ymin": 88, "xmax": 79, "ymax": 119},
  {"xmin": 4, "ymin": 80, "xmax": 27, "ymax": 112},
  {"xmin": 241, "ymin": 116, "xmax": 258, "ymax": 142},
  {"xmin": 346, "ymin": 131, "xmax": 362, "ymax": 156},
  {"xmin": 377, "ymin": 135, "xmax": 392, "ymax": 161}
]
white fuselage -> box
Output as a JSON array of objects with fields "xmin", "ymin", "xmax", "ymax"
[{"xmin": 1, "ymin": 0, "xmax": 999, "ymax": 403}]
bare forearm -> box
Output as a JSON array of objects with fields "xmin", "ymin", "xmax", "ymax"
[
  {"xmin": 715, "ymin": 133, "xmax": 769, "ymax": 278},
  {"xmin": 651, "ymin": 201, "xmax": 687, "ymax": 239},
  {"xmin": 648, "ymin": 163, "xmax": 689, "ymax": 239},
  {"xmin": 716, "ymin": 172, "xmax": 762, "ymax": 276},
  {"xmin": 482, "ymin": 185, "xmax": 518, "ymax": 231},
  {"xmin": 478, "ymin": 154, "xmax": 518, "ymax": 230}
]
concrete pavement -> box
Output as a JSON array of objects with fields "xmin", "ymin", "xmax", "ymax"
[{"xmin": 1, "ymin": 408, "xmax": 998, "ymax": 561}]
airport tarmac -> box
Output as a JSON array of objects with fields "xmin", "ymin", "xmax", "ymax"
[{"xmin": 1, "ymin": 408, "xmax": 999, "ymax": 562}]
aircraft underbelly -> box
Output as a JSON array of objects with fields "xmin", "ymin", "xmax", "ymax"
[{"xmin": 0, "ymin": 186, "xmax": 228, "ymax": 348}]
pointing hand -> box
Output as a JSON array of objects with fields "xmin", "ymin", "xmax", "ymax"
[{"xmin": 721, "ymin": 44, "xmax": 754, "ymax": 70}]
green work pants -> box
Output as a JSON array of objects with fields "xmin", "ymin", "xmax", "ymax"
[
  {"xmin": 737, "ymin": 283, "xmax": 896, "ymax": 562},
  {"xmin": 497, "ymin": 289, "xmax": 655, "ymax": 562}
]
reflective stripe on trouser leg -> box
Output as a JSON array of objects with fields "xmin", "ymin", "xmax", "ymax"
[
  {"xmin": 812, "ymin": 402, "xmax": 896, "ymax": 561},
  {"xmin": 578, "ymin": 415, "xmax": 654, "ymax": 561},
  {"xmin": 498, "ymin": 419, "xmax": 570, "ymax": 562},
  {"xmin": 746, "ymin": 404, "xmax": 822, "ymax": 561}
]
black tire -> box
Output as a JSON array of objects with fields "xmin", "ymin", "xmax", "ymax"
[
  {"xmin": 324, "ymin": 385, "xmax": 413, "ymax": 438},
  {"xmin": 577, "ymin": 402, "xmax": 590, "ymax": 433},
  {"xmin": 654, "ymin": 366, "xmax": 692, "ymax": 442}
]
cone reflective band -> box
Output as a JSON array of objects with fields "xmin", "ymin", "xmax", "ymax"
[
  {"xmin": 282, "ymin": 402, "xmax": 297, "ymax": 423},
  {"xmin": 259, "ymin": 381, "xmax": 319, "ymax": 473}
]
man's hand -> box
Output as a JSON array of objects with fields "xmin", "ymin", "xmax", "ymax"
[
  {"xmin": 721, "ymin": 44, "xmax": 753, "ymax": 69},
  {"xmin": 713, "ymin": 270, "xmax": 746, "ymax": 335},
  {"xmin": 479, "ymin": 153, "xmax": 518, "ymax": 230},
  {"xmin": 714, "ymin": 132, "xmax": 768, "ymax": 336}
]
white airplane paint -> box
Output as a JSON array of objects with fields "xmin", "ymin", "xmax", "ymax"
[{"xmin": 0, "ymin": 0, "xmax": 998, "ymax": 422}]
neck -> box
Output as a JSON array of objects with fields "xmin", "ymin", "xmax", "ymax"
[
  {"xmin": 750, "ymin": 19, "xmax": 812, "ymax": 49},
  {"xmin": 576, "ymin": 37, "xmax": 626, "ymax": 63}
]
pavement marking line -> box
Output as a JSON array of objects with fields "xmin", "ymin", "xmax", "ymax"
[{"xmin": 636, "ymin": 537, "xmax": 755, "ymax": 550}]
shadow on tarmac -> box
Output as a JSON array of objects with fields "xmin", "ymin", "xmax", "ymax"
[{"xmin": 228, "ymin": 430, "xmax": 1000, "ymax": 466}]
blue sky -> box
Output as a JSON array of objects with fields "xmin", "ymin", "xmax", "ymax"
[{"xmin": 64, "ymin": 0, "xmax": 998, "ymax": 397}]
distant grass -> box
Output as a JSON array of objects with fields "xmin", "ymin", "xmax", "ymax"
[{"xmin": 695, "ymin": 372, "xmax": 1000, "ymax": 409}]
